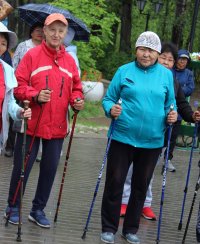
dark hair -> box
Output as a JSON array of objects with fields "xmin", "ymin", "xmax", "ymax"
[
  {"xmin": 0, "ymin": 32, "xmax": 9, "ymax": 49},
  {"xmin": 29, "ymin": 22, "xmax": 44, "ymax": 38},
  {"xmin": 161, "ymin": 42, "xmax": 178, "ymax": 61}
]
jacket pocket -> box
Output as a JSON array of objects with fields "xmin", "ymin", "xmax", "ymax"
[{"xmin": 59, "ymin": 77, "xmax": 65, "ymax": 97}]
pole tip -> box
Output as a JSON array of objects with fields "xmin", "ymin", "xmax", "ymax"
[
  {"xmin": 81, "ymin": 230, "xmax": 87, "ymax": 239},
  {"xmin": 16, "ymin": 236, "xmax": 22, "ymax": 242},
  {"xmin": 178, "ymin": 222, "xmax": 182, "ymax": 230}
]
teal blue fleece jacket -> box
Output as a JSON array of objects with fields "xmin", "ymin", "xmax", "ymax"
[{"xmin": 102, "ymin": 61, "xmax": 176, "ymax": 148}]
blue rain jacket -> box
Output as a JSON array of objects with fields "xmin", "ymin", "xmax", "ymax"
[{"xmin": 102, "ymin": 61, "xmax": 176, "ymax": 149}]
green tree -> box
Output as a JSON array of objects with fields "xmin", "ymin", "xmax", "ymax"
[{"xmin": 52, "ymin": 0, "xmax": 119, "ymax": 76}]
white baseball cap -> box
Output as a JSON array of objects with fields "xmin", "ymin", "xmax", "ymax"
[
  {"xmin": 0, "ymin": 22, "xmax": 17, "ymax": 49},
  {"xmin": 135, "ymin": 31, "xmax": 161, "ymax": 53}
]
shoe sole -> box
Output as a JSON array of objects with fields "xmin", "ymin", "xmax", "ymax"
[
  {"xmin": 168, "ymin": 168, "xmax": 176, "ymax": 172},
  {"xmin": 161, "ymin": 166, "xmax": 176, "ymax": 174},
  {"xmin": 28, "ymin": 215, "xmax": 50, "ymax": 228},
  {"xmin": 4, "ymin": 213, "xmax": 19, "ymax": 225},
  {"xmin": 142, "ymin": 213, "xmax": 156, "ymax": 221},
  {"xmin": 100, "ymin": 236, "xmax": 114, "ymax": 243},
  {"xmin": 121, "ymin": 233, "xmax": 140, "ymax": 244}
]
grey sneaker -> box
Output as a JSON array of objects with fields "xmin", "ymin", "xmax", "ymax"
[
  {"xmin": 167, "ymin": 160, "xmax": 176, "ymax": 172},
  {"xmin": 122, "ymin": 233, "xmax": 140, "ymax": 244},
  {"xmin": 101, "ymin": 232, "xmax": 114, "ymax": 243}
]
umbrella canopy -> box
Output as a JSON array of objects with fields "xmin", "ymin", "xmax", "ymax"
[{"xmin": 18, "ymin": 3, "xmax": 90, "ymax": 42}]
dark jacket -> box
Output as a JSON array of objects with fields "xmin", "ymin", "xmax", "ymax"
[
  {"xmin": 0, "ymin": 50, "xmax": 12, "ymax": 67},
  {"xmin": 174, "ymin": 80, "xmax": 194, "ymax": 123},
  {"xmin": 173, "ymin": 68, "xmax": 195, "ymax": 97}
]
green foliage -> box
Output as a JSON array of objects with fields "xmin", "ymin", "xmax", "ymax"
[
  {"xmin": 77, "ymin": 101, "xmax": 104, "ymax": 119},
  {"xmin": 48, "ymin": 0, "xmax": 200, "ymax": 79},
  {"xmin": 51, "ymin": 0, "xmax": 119, "ymax": 74},
  {"xmin": 97, "ymin": 51, "xmax": 133, "ymax": 80}
]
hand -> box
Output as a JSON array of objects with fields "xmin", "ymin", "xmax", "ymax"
[
  {"xmin": 73, "ymin": 99, "xmax": 84, "ymax": 111},
  {"xmin": 110, "ymin": 104, "xmax": 122, "ymax": 118},
  {"xmin": 192, "ymin": 111, "xmax": 200, "ymax": 122},
  {"xmin": 20, "ymin": 108, "xmax": 32, "ymax": 120},
  {"xmin": 37, "ymin": 89, "xmax": 52, "ymax": 103},
  {"xmin": 167, "ymin": 110, "xmax": 177, "ymax": 124}
]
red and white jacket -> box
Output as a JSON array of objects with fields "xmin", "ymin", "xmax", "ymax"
[{"xmin": 14, "ymin": 40, "xmax": 83, "ymax": 139}]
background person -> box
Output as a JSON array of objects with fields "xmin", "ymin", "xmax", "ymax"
[
  {"xmin": 63, "ymin": 27, "xmax": 81, "ymax": 76},
  {"xmin": 121, "ymin": 42, "xmax": 200, "ymax": 222},
  {"xmin": 12, "ymin": 22, "xmax": 44, "ymax": 70},
  {"xmin": 0, "ymin": 22, "xmax": 31, "ymax": 154},
  {"xmin": 0, "ymin": 22, "xmax": 15, "ymax": 157},
  {"xmin": 5, "ymin": 22, "xmax": 44, "ymax": 158},
  {"xmin": 100, "ymin": 32, "xmax": 177, "ymax": 244},
  {"xmin": 5, "ymin": 13, "xmax": 84, "ymax": 229},
  {"xmin": 165, "ymin": 49, "xmax": 195, "ymax": 172},
  {"xmin": 0, "ymin": 31, "xmax": 12, "ymax": 66}
]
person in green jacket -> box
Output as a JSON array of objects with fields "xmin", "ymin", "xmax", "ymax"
[{"xmin": 100, "ymin": 31, "xmax": 177, "ymax": 244}]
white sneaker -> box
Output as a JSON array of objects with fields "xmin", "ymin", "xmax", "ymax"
[{"xmin": 167, "ymin": 160, "xmax": 176, "ymax": 172}]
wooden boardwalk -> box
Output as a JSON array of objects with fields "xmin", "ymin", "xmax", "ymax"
[{"xmin": 0, "ymin": 133, "xmax": 200, "ymax": 243}]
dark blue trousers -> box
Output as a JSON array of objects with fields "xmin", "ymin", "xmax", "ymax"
[{"xmin": 8, "ymin": 133, "xmax": 64, "ymax": 211}]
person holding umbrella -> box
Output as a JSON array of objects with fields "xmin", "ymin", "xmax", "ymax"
[
  {"xmin": 5, "ymin": 13, "xmax": 84, "ymax": 228},
  {"xmin": 100, "ymin": 31, "xmax": 177, "ymax": 244},
  {"xmin": 12, "ymin": 22, "xmax": 44, "ymax": 71}
]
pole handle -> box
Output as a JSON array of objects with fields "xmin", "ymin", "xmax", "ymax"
[
  {"xmin": 23, "ymin": 100, "xmax": 30, "ymax": 110},
  {"xmin": 73, "ymin": 97, "xmax": 82, "ymax": 115},
  {"xmin": 170, "ymin": 104, "xmax": 174, "ymax": 112}
]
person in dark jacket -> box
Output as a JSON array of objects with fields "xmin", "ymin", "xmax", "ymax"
[
  {"xmin": 121, "ymin": 42, "xmax": 200, "ymax": 222},
  {"xmin": 5, "ymin": 13, "xmax": 84, "ymax": 228},
  {"xmin": 173, "ymin": 49, "xmax": 194, "ymax": 97},
  {"xmin": 166, "ymin": 49, "xmax": 195, "ymax": 171}
]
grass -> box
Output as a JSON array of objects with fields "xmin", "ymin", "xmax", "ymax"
[
  {"xmin": 75, "ymin": 101, "xmax": 106, "ymax": 128},
  {"xmin": 78, "ymin": 101, "xmax": 104, "ymax": 119}
]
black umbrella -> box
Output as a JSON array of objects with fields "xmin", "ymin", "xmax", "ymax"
[{"xmin": 18, "ymin": 3, "xmax": 90, "ymax": 42}]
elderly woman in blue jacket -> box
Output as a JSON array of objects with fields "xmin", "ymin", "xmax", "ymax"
[{"xmin": 100, "ymin": 31, "xmax": 177, "ymax": 244}]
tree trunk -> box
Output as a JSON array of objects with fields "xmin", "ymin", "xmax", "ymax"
[
  {"xmin": 171, "ymin": 0, "xmax": 187, "ymax": 48},
  {"xmin": 161, "ymin": 0, "xmax": 170, "ymax": 40},
  {"xmin": 119, "ymin": 0, "xmax": 132, "ymax": 54}
]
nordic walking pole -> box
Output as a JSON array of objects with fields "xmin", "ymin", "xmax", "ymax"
[
  {"xmin": 82, "ymin": 98, "xmax": 122, "ymax": 240},
  {"xmin": 54, "ymin": 98, "xmax": 81, "ymax": 223},
  {"xmin": 178, "ymin": 122, "xmax": 198, "ymax": 230},
  {"xmin": 182, "ymin": 160, "xmax": 200, "ymax": 243},
  {"xmin": 156, "ymin": 104, "xmax": 174, "ymax": 244},
  {"xmin": 16, "ymin": 100, "xmax": 30, "ymax": 242}
]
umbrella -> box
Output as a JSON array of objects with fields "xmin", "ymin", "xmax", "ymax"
[{"xmin": 18, "ymin": 3, "xmax": 90, "ymax": 42}]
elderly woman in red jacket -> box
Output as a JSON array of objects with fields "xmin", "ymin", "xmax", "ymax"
[{"xmin": 5, "ymin": 13, "xmax": 84, "ymax": 228}]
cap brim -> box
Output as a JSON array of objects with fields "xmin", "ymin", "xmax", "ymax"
[{"xmin": 179, "ymin": 54, "xmax": 189, "ymax": 59}]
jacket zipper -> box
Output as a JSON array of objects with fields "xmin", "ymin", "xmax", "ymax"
[{"xmin": 60, "ymin": 77, "xmax": 64, "ymax": 97}]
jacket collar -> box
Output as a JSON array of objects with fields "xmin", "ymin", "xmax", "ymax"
[
  {"xmin": 135, "ymin": 59, "xmax": 158, "ymax": 71},
  {"xmin": 42, "ymin": 40, "xmax": 66, "ymax": 60}
]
